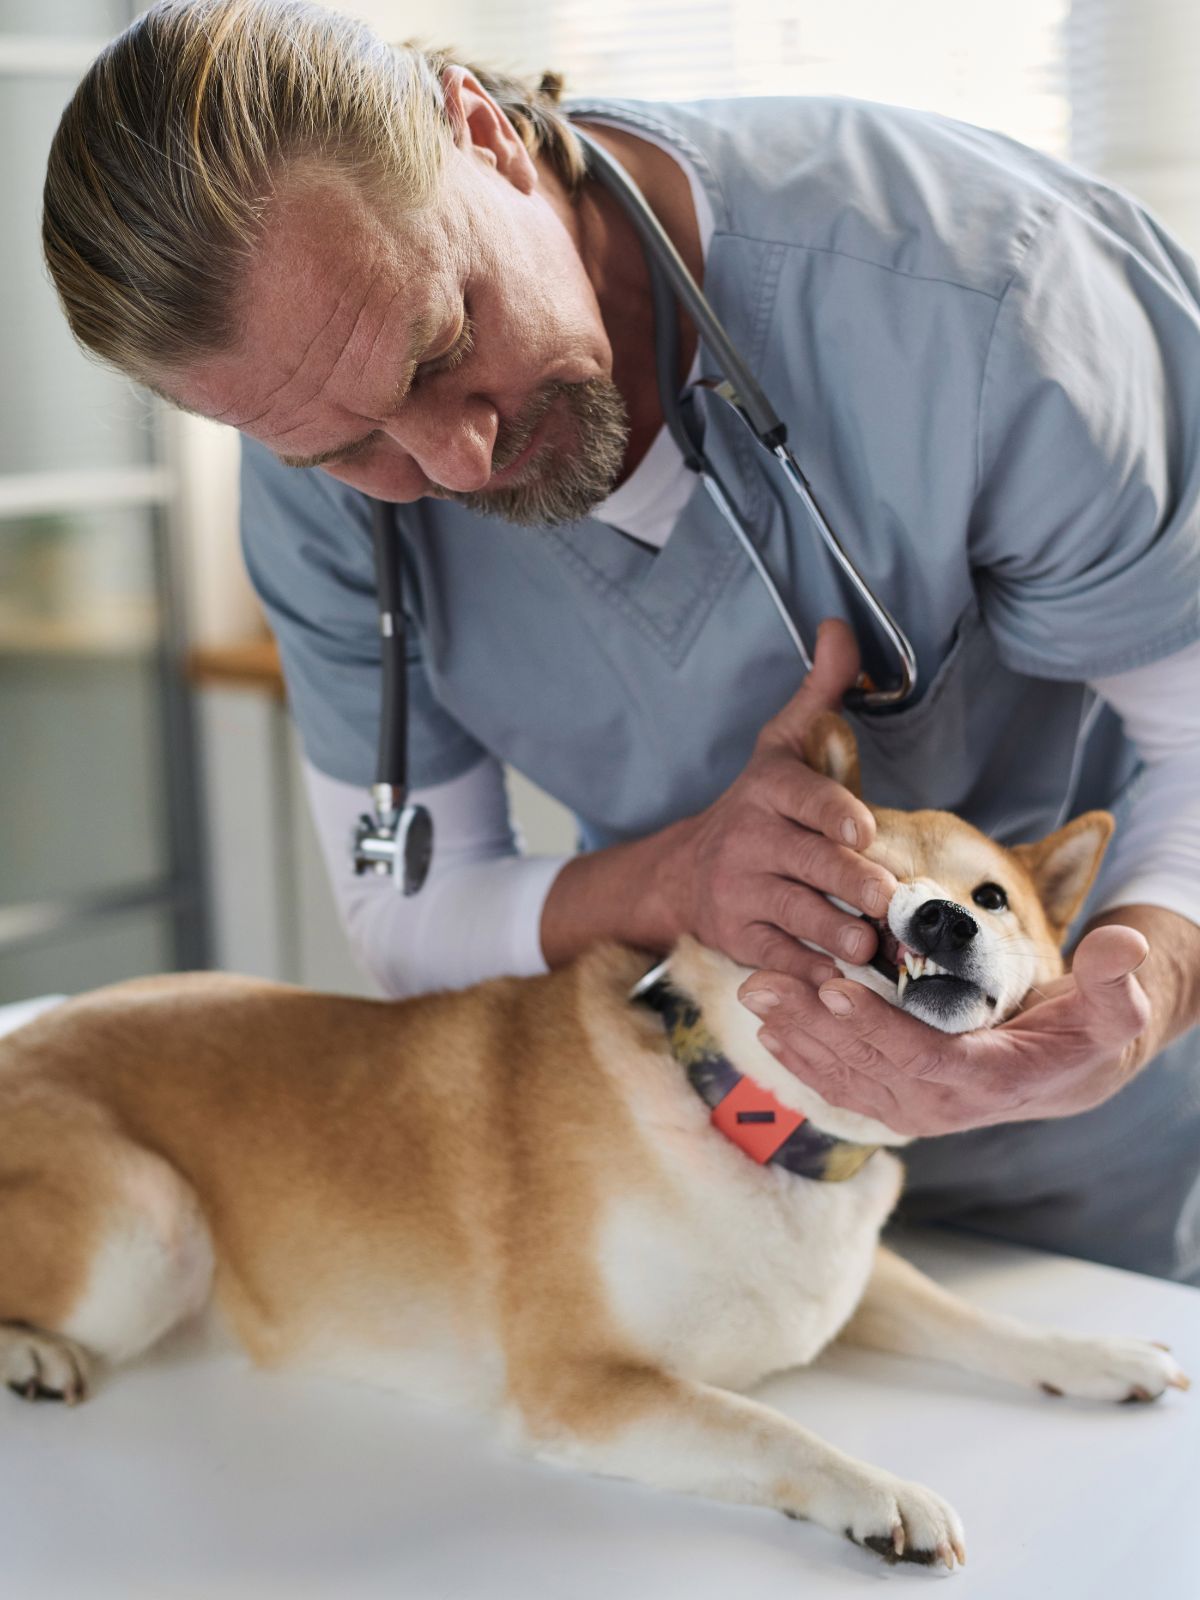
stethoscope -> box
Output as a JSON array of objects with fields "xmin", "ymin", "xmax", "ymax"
[{"xmin": 352, "ymin": 125, "xmax": 919, "ymax": 894}]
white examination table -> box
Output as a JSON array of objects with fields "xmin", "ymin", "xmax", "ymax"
[{"xmin": 1, "ymin": 998, "xmax": 1197, "ymax": 1599}]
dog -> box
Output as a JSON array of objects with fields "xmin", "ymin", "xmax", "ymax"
[{"xmin": 0, "ymin": 712, "xmax": 1188, "ymax": 1571}]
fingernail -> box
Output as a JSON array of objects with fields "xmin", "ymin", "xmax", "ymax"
[
  {"xmin": 841, "ymin": 819, "xmax": 860, "ymax": 847},
  {"xmin": 758, "ymin": 1030, "xmax": 782, "ymax": 1055},
  {"xmin": 839, "ymin": 927, "xmax": 871, "ymax": 963},
  {"xmin": 741, "ymin": 989, "xmax": 779, "ymax": 1016},
  {"xmin": 820, "ymin": 987, "xmax": 854, "ymax": 1016},
  {"xmin": 812, "ymin": 963, "xmax": 840, "ymax": 985},
  {"xmin": 866, "ymin": 879, "xmax": 890, "ymax": 916}
]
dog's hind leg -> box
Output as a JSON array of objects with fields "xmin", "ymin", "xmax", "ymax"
[
  {"xmin": 0, "ymin": 1097, "xmax": 214, "ymax": 1405},
  {"xmin": 838, "ymin": 1244, "xmax": 1190, "ymax": 1403},
  {"xmin": 512, "ymin": 1358, "xmax": 966, "ymax": 1567}
]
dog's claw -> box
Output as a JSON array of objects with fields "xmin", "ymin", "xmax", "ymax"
[
  {"xmin": 1122, "ymin": 1384, "xmax": 1156, "ymax": 1404},
  {"xmin": 855, "ymin": 1524, "xmax": 957, "ymax": 1569},
  {"xmin": 8, "ymin": 1376, "xmax": 63, "ymax": 1403},
  {"xmin": 859, "ymin": 1533, "xmax": 900, "ymax": 1564}
]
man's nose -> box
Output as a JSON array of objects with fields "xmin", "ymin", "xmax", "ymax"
[
  {"xmin": 380, "ymin": 396, "xmax": 500, "ymax": 493},
  {"xmin": 910, "ymin": 899, "xmax": 978, "ymax": 960}
]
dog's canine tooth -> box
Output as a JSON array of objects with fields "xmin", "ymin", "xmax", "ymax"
[{"xmin": 897, "ymin": 969, "xmax": 909, "ymax": 1000}]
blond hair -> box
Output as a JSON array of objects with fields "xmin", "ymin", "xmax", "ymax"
[{"xmin": 42, "ymin": 0, "xmax": 585, "ymax": 387}]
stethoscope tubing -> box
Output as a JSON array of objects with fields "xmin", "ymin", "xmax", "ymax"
[
  {"xmin": 371, "ymin": 498, "xmax": 408, "ymax": 795},
  {"xmin": 368, "ymin": 124, "xmax": 922, "ymax": 835},
  {"xmin": 573, "ymin": 125, "xmax": 917, "ymax": 710}
]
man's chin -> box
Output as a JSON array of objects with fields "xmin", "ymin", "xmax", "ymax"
[{"xmin": 450, "ymin": 462, "xmax": 619, "ymax": 528}]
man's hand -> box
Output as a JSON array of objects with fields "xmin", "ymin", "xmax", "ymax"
[
  {"xmin": 646, "ymin": 619, "xmax": 898, "ymax": 985},
  {"xmin": 739, "ymin": 923, "xmax": 1153, "ymax": 1134}
]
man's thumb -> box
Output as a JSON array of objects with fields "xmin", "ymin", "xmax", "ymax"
[
  {"xmin": 769, "ymin": 618, "xmax": 862, "ymax": 741},
  {"xmin": 1071, "ymin": 924, "xmax": 1152, "ymax": 1033}
]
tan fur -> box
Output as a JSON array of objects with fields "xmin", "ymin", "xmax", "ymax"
[{"xmin": 0, "ymin": 722, "xmax": 1184, "ymax": 1569}]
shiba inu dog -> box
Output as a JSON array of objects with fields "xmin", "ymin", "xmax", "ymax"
[{"xmin": 0, "ymin": 714, "xmax": 1187, "ymax": 1571}]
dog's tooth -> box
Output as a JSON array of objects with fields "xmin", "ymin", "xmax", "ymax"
[{"xmin": 897, "ymin": 969, "xmax": 909, "ymax": 1000}]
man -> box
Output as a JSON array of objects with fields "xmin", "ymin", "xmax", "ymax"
[{"xmin": 43, "ymin": 0, "xmax": 1200, "ymax": 1278}]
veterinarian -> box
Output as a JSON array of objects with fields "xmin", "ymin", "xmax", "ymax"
[{"xmin": 43, "ymin": 0, "xmax": 1200, "ymax": 1280}]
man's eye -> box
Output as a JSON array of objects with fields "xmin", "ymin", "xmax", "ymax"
[
  {"xmin": 972, "ymin": 882, "xmax": 1008, "ymax": 912},
  {"xmin": 412, "ymin": 309, "xmax": 475, "ymax": 390}
]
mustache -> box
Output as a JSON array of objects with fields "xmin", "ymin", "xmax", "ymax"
[
  {"xmin": 490, "ymin": 384, "xmax": 566, "ymax": 472},
  {"xmin": 428, "ymin": 382, "xmax": 569, "ymax": 494},
  {"xmin": 429, "ymin": 374, "xmax": 629, "ymax": 528}
]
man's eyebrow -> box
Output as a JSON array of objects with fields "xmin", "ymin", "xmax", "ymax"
[{"xmin": 277, "ymin": 313, "xmax": 435, "ymax": 469}]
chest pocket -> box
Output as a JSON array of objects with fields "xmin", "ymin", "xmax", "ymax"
[{"xmin": 847, "ymin": 605, "xmax": 1096, "ymax": 847}]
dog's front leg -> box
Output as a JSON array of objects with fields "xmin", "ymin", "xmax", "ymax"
[
  {"xmin": 514, "ymin": 1359, "xmax": 964, "ymax": 1567},
  {"xmin": 839, "ymin": 1245, "xmax": 1190, "ymax": 1403}
]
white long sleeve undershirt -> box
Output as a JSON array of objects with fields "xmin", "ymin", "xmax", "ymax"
[
  {"xmin": 305, "ymin": 637, "xmax": 1200, "ymax": 998},
  {"xmin": 304, "ymin": 753, "xmax": 569, "ymax": 999}
]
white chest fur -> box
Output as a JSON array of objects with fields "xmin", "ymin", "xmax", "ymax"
[{"xmin": 596, "ymin": 1131, "xmax": 904, "ymax": 1393}]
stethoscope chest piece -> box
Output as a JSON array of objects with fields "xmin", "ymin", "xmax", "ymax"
[{"xmin": 353, "ymin": 782, "xmax": 433, "ymax": 895}]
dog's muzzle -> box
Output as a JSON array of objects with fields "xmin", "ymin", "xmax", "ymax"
[{"xmin": 866, "ymin": 906, "xmax": 998, "ymax": 1020}]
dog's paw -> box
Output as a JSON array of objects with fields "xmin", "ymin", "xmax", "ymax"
[
  {"xmin": 0, "ymin": 1325, "xmax": 91, "ymax": 1405},
  {"xmin": 1034, "ymin": 1333, "xmax": 1190, "ymax": 1405},
  {"xmin": 803, "ymin": 1462, "xmax": 966, "ymax": 1571}
]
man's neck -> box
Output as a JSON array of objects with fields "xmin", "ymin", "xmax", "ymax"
[{"xmin": 561, "ymin": 121, "xmax": 703, "ymax": 484}]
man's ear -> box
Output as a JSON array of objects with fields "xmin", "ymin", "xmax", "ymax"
[
  {"xmin": 802, "ymin": 711, "xmax": 861, "ymax": 799},
  {"xmin": 440, "ymin": 66, "xmax": 536, "ymax": 189},
  {"xmin": 1011, "ymin": 811, "xmax": 1115, "ymax": 936}
]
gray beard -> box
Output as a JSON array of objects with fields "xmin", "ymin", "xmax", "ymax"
[{"xmin": 432, "ymin": 377, "xmax": 630, "ymax": 528}]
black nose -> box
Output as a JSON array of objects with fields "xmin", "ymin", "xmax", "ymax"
[{"xmin": 911, "ymin": 899, "xmax": 978, "ymax": 959}]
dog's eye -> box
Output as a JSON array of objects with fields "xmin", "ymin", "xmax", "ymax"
[{"xmin": 972, "ymin": 882, "xmax": 1008, "ymax": 912}]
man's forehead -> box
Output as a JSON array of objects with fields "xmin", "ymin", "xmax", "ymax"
[
  {"xmin": 252, "ymin": 171, "xmax": 450, "ymax": 297},
  {"xmin": 166, "ymin": 170, "xmax": 462, "ymax": 429}
]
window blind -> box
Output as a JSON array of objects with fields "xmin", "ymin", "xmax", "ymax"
[
  {"xmin": 1065, "ymin": 0, "xmax": 1200, "ymax": 252},
  {"xmin": 447, "ymin": 0, "xmax": 1071, "ymax": 156}
]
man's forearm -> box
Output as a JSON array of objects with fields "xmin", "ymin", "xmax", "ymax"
[
  {"xmin": 1078, "ymin": 903, "xmax": 1200, "ymax": 1074},
  {"xmin": 539, "ymin": 822, "xmax": 691, "ymax": 967}
]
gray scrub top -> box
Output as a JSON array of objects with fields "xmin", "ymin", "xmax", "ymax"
[{"xmin": 241, "ymin": 94, "xmax": 1200, "ymax": 871}]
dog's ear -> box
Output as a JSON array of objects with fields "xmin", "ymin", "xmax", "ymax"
[
  {"xmin": 802, "ymin": 711, "xmax": 861, "ymax": 799},
  {"xmin": 1011, "ymin": 810, "xmax": 1115, "ymax": 937}
]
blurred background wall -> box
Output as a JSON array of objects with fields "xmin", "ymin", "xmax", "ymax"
[{"xmin": 2, "ymin": 0, "xmax": 1197, "ymax": 1002}]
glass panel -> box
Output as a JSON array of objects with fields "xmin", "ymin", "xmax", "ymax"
[
  {"xmin": 0, "ymin": 71, "xmax": 156, "ymax": 474},
  {"xmin": 0, "ymin": 505, "xmax": 169, "ymax": 904},
  {"xmin": 0, "ymin": 905, "xmax": 175, "ymax": 1006},
  {"xmin": 0, "ymin": 2, "xmax": 130, "ymax": 39}
]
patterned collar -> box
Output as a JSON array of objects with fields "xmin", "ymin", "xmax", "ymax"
[{"xmin": 632, "ymin": 963, "xmax": 880, "ymax": 1182}]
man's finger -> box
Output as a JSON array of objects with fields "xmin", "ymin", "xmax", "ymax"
[{"xmin": 739, "ymin": 971, "xmax": 946, "ymax": 1081}]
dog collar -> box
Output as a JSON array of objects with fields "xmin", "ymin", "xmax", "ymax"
[{"xmin": 632, "ymin": 964, "xmax": 880, "ymax": 1182}]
